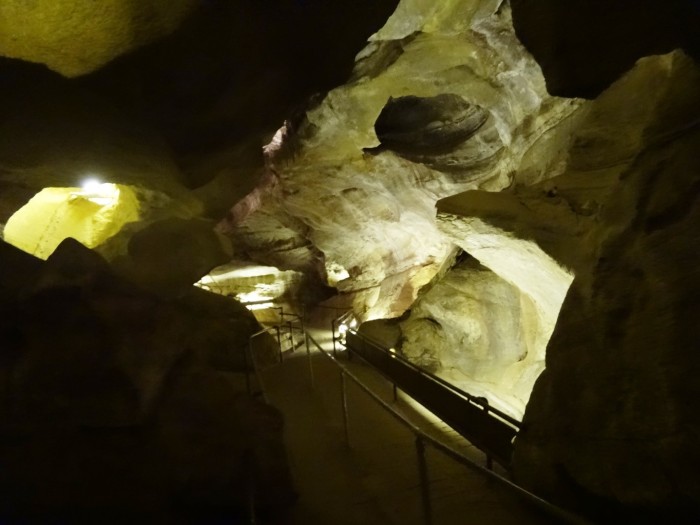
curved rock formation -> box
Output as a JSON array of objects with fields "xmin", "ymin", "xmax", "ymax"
[
  {"xmin": 373, "ymin": 94, "xmax": 489, "ymax": 154},
  {"xmin": 0, "ymin": 0, "xmax": 198, "ymax": 76},
  {"xmin": 221, "ymin": 0, "xmax": 581, "ymax": 320}
]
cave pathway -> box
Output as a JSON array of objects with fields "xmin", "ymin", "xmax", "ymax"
[{"xmin": 256, "ymin": 311, "xmax": 563, "ymax": 525}]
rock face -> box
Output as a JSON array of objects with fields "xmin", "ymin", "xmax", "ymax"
[
  {"xmin": 4, "ymin": 184, "xmax": 141, "ymax": 260},
  {"xmin": 221, "ymin": 0, "xmax": 581, "ymax": 319},
  {"xmin": 0, "ymin": 0, "xmax": 198, "ymax": 76},
  {"xmin": 508, "ymin": 51, "xmax": 700, "ymax": 521},
  {"xmin": 221, "ymin": 2, "xmax": 700, "ymax": 519},
  {"xmin": 373, "ymin": 94, "xmax": 489, "ymax": 156},
  {"xmin": 1, "ymin": 0, "xmax": 700, "ymax": 521},
  {"xmin": 0, "ymin": 239, "xmax": 295, "ymax": 521},
  {"xmin": 399, "ymin": 255, "xmax": 545, "ymax": 418}
]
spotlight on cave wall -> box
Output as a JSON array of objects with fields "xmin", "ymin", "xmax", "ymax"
[{"xmin": 3, "ymin": 181, "xmax": 140, "ymax": 259}]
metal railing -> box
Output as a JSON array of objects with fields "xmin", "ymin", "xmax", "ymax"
[
  {"xmin": 348, "ymin": 328, "xmax": 520, "ymax": 428},
  {"xmin": 301, "ymin": 329, "xmax": 592, "ymax": 525},
  {"xmin": 345, "ymin": 329, "xmax": 519, "ymax": 469}
]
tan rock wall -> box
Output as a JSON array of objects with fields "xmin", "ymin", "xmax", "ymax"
[
  {"xmin": 505, "ymin": 51, "xmax": 700, "ymax": 520},
  {"xmin": 0, "ymin": 0, "xmax": 197, "ymax": 76}
]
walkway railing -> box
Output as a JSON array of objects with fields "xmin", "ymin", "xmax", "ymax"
[
  {"xmin": 345, "ymin": 329, "xmax": 518, "ymax": 469},
  {"xmin": 302, "ymin": 329, "xmax": 591, "ymax": 525}
]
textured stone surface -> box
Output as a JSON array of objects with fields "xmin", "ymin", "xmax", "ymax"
[
  {"xmin": 492, "ymin": 51, "xmax": 700, "ymax": 521},
  {"xmin": 399, "ymin": 255, "xmax": 544, "ymax": 418},
  {"xmin": 0, "ymin": 0, "xmax": 198, "ymax": 76},
  {"xmin": 373, "ymin": 94, "xmax": 489, "ymax": 155},
  {"xmin": 0, "ymin": 239, "xmax": 294, "ymax": 521},
  {"xmin": 113, "ymin": 217, "xmax": 232, "ymax": 296},
  {"xmin": 222, "ymin": 0, "xmax": 581, "ymax": 319},
  {"xmin": 1, "ymin": 0, "xmax": 699, "ymax": 520}
]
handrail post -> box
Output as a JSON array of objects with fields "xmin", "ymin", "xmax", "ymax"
[
  {"xmin": 276, "ymin": 325, "xmax": 282, "ymax": 363},
  {"xmin": 305, "ymin": 332, "xmax": 315, "ymax": 389},
  {"xmin": 415, "ymin": 436, "xmax": 433, "ymax": 525},
  {"xmin": 245, "ymin": 339, "xmax": 253, "ymax": 395},
  {"xmin": 288, "ymin": 320, "xmax": 294, "ymax": 352},
  {"xmin": 331, "ymin": 318, "xmax": 337, "ymax": 356},
  {"xmin": 341, "ymin": 370, "xmax": 350, "ymax": 448}
]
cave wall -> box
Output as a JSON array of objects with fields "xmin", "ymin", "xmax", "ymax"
[
  {"xmin": 0, "ymin": 0, "xmax": 198, "ymax": 76},
  {"xmin": 508, "ymin": 51, "xmax": 700, "ymax": 521},
  {"xmin": 399, "ymin": 255, "xmax": 544, "ymax": 418},
  {"xmin": 1, "ymin": 0, "xmax": 700, "ymax": 520},
  {"xmin": 218, "ymin": 1, "xmax": 700, "ymax": 519},
  {"xmin": 222, "ymin": 0, "xmax": 582, "ymax": 319},
  {"xmin": 0, "ymin": 239, "xmax": 295, "ymax": 521},
  {"xmin": 510, "ymin": 0, "xmax": 700, "ymax": 98}
]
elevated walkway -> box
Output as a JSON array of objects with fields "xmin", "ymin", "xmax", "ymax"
[{"xmin": 252, "ymin": 311, "xmax": 586, "ymax": 525}]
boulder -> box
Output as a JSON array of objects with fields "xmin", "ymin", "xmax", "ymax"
[{"xmin": 0, "ymin": 239, "xmax": 294, "ymax": 521}]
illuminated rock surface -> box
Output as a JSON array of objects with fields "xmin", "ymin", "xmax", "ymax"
[
  {"xmin": 0, "ymin": 0, "xmax": 198, "ymax": 76},
  {"xmin": 399, "ymin": 255, "xmax": 548, "ymax": 419},
  {"xmin": 509, "ymin": 51, "xmax": 700, "ymax": 521},
  {"xmin": 222, "ymin": 0, "xmax": 581, "ymax": 319},
  {"xmin": 4, "ymin": 184, "xmax": 140, "ymax": 260},
  {"xmin": 0, "ymin": 0, "xmax": 699, "ymax": 522}
]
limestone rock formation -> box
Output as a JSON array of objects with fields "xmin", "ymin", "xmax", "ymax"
[
  {"xmin": 1, "ymin": 0, "xmax": 700, "ymax": 521},
  {"xmin": 221, "ymin": 0, "xmax": 582, "ymax": 319},
  {"xmin": 113, "ymin": 217, "xmax": 232, "ymax": 296},
  {"xmin": 372, "ymin": 94, "xmax": 489, "ymax": 156},
  {"xmin": 217, "ymin": 2, "xmax": 700, "ymax": 519},
  {"xmin": 507, "ymin": 50, "xmax": 700, "ymax": 521},
  {"xmin": 0, "ymin": 239, "xmax": 295, "ymax": 521},
  {"xmin": 399, "ymin": 255, "xmax": 545, "ymax": 418},
  {"xmin": 0, "ymin": 0, "xmax": 198, "ymax": 76}
]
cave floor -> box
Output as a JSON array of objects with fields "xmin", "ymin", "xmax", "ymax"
[{"xmin": 257, "ymin": 319, "xmax": 563, "ymax": 525}]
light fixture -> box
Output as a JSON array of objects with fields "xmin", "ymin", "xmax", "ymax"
[
  {"xmin": 82, "ymin": 178, "xmax": 102, "ymax": 194},
  {"xmin": 70, "ymin": 178, "xmax": 119, "ymax": 206}
]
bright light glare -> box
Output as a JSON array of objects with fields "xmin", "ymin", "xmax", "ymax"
[
  {"xmin": 82, "ymin": 178, "xmax": 102, "ymax": 193},
  {"xmin": 245, "ymin": 302, "xmax": 275, "ymax": 311},
  {"xmin": 71, "ymin": 179, "xmax": 119, "ymax": 206},
  {"xmin": 338, "ymin": 323, "xmax": 348, "ymax": 335}
]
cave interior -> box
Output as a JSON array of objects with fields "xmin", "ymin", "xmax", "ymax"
[{"xmin": 1, "ymin": 0, "xmax": 700, "ymax": 523}]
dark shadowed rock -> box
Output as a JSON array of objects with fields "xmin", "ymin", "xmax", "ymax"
[
  {"xmin": 510, "ymin": 0, "xmax": 700, "ymax": 98},
  {"xmin": 374, "ymin": 94, "xmax": 489, "ymax": 154},
  {"xmin": 0, "ymin": 240, "xmax": 294, "ymax": 522}
]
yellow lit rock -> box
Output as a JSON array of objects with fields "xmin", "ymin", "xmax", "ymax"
[
  {"xmin": 0, "ymin": 0, "xmax": 198, "ymax": 77},
  {"xmin": 4, "ymin": 184, "xmax": 140, "ymax": 260}
]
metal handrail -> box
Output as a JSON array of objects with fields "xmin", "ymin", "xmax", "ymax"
[
  {"xmin": 303, "ymin": 331, "xmax": 591, "ymax": 525},
  {"xmin": 347, "ymin": 329, "xmax": 521, "ymax": 429}
]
